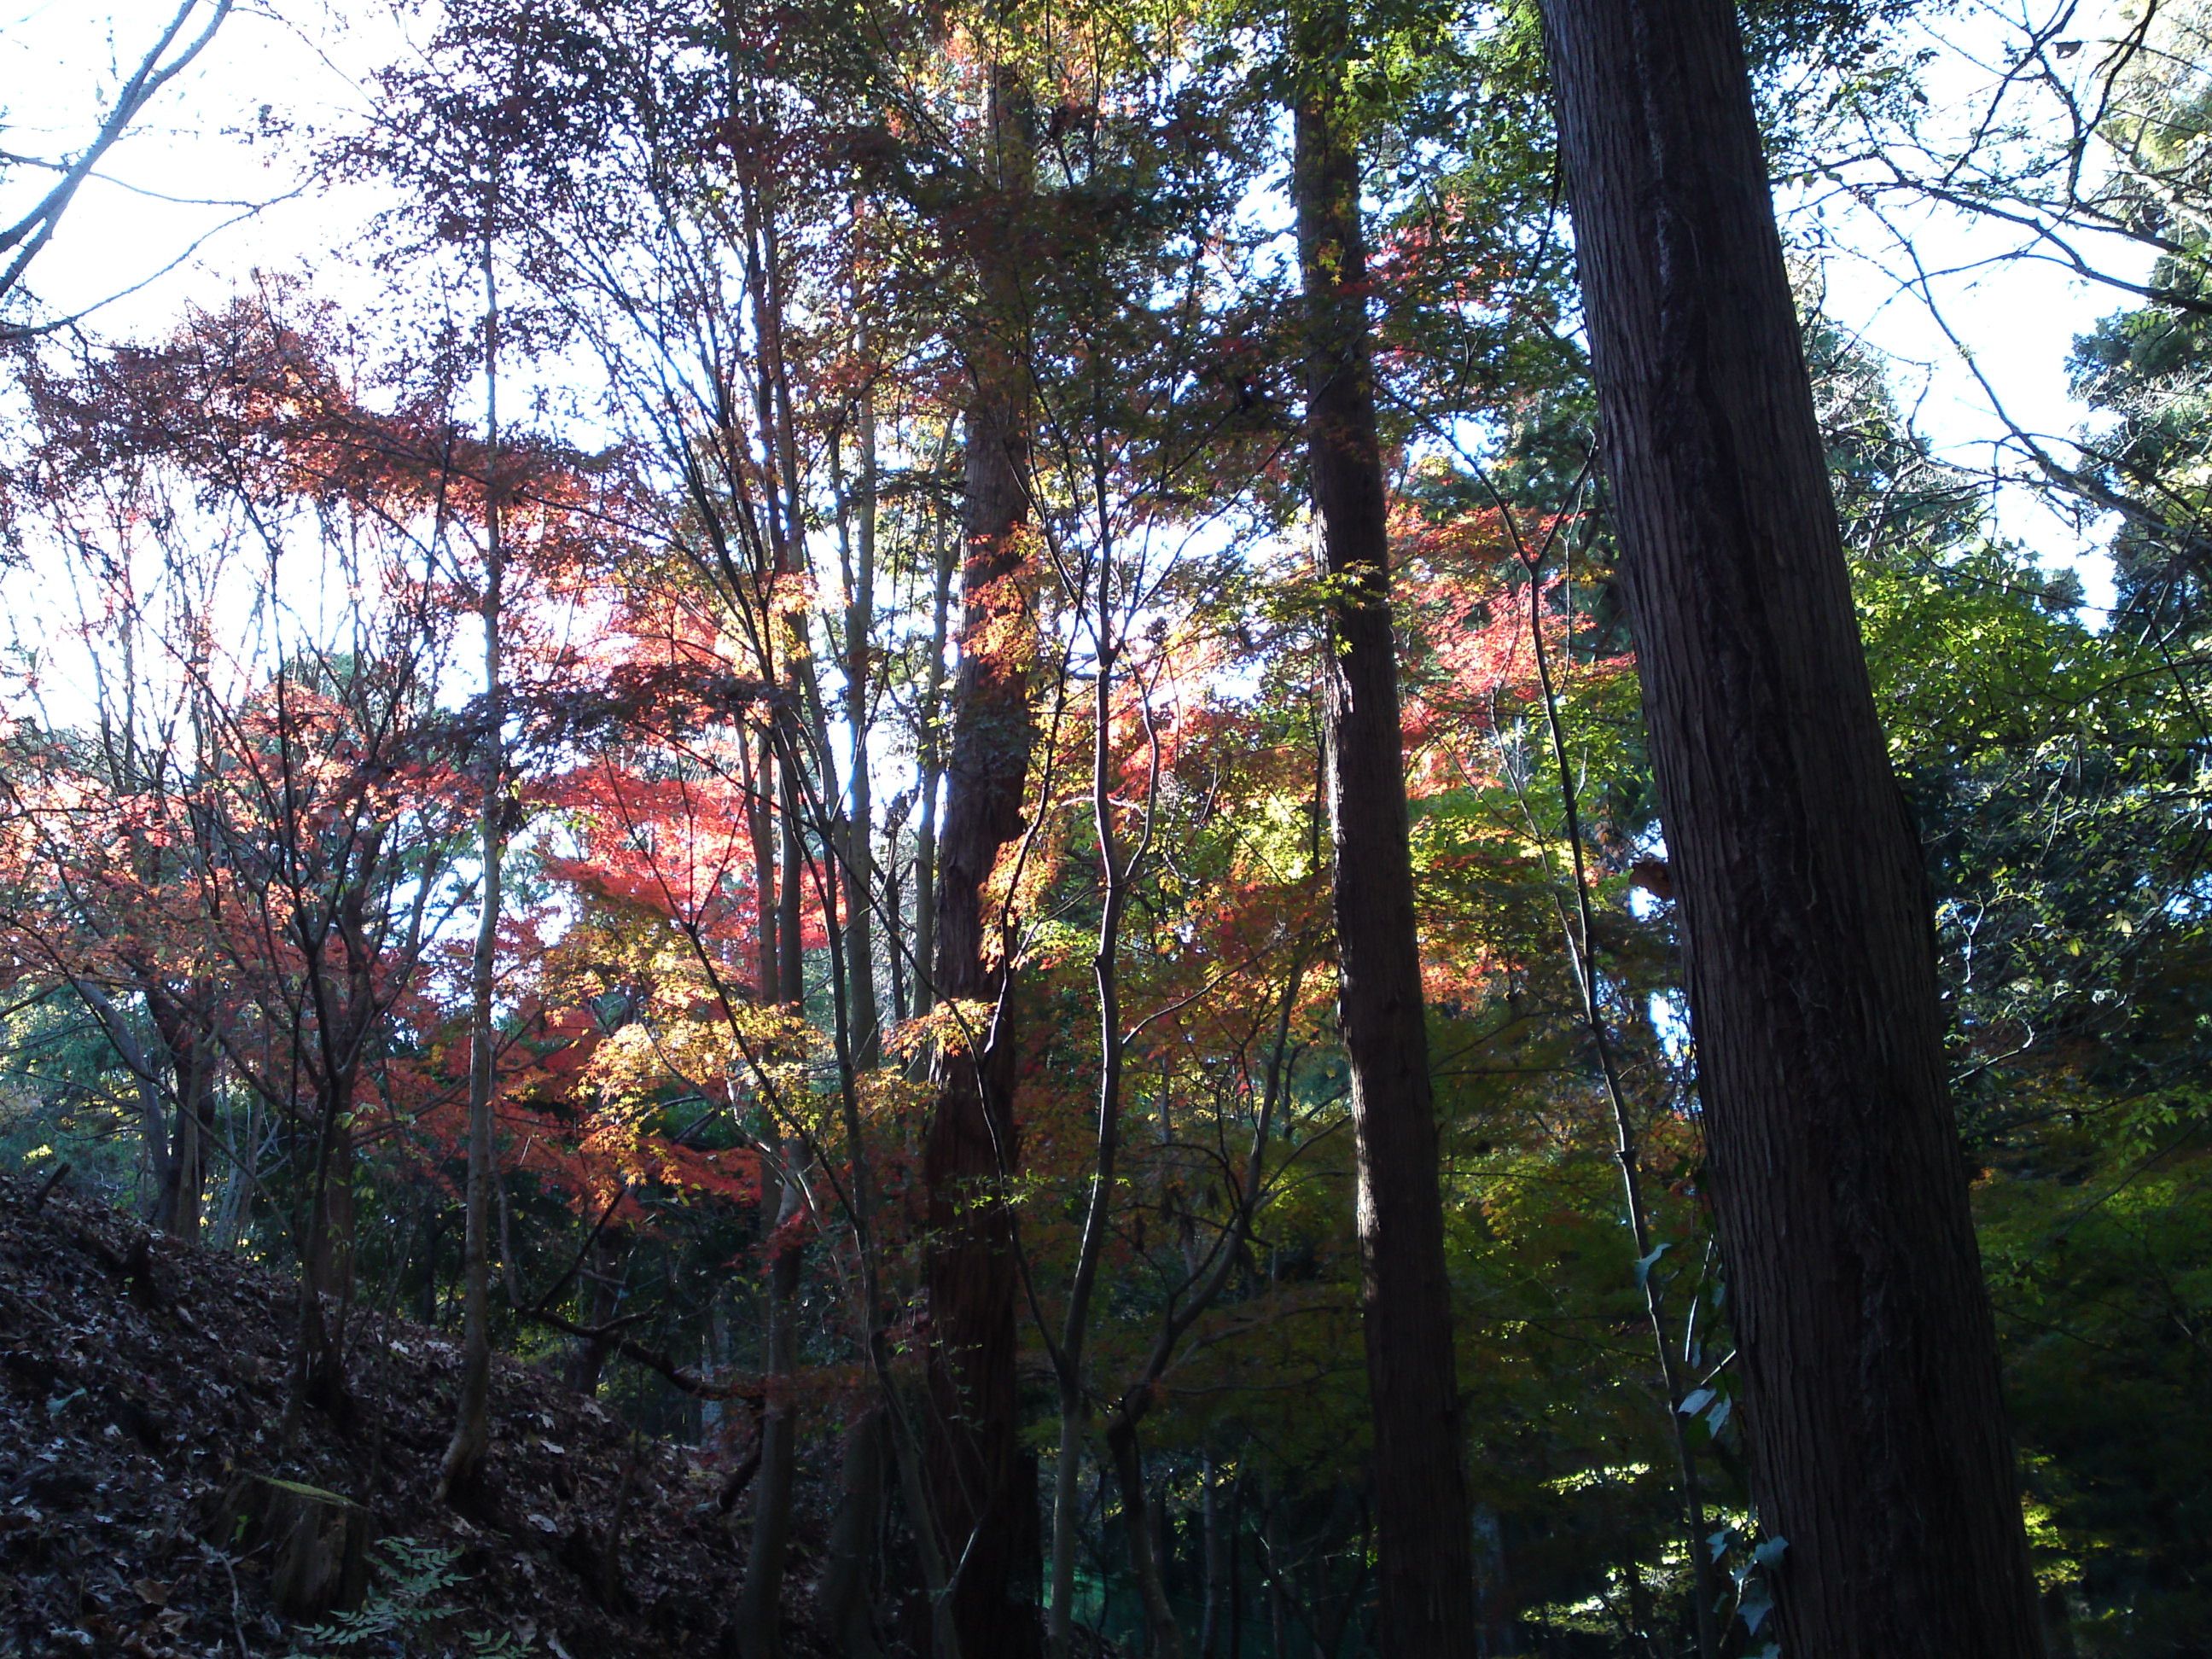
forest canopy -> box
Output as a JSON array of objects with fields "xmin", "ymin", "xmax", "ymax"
[{"xmin": 1, "ymin": 0, "xmax": 2207, "ymax": 1655}]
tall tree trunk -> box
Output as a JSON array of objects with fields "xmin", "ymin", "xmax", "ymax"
[
  {"xmin": 566, "ymin": 1225, "xmax": 629, "ymax": 1398},
  {"xmin": 212, "ymin": 1088, "xmax": 256, "ymax": 1254},
  {"xmin": 1197, "ymin": 1449, "xmax": 1220, "ymax": 1659},
  {"xmin": 306, "ymin": 1093, "xmax": 358, "ymax": 1304},
  {"xmin": 748, "ymin": 730, "xmax": 782, "ymax": 1005},
  {"xmin": 924, "ymin": 60, "xmax": 1043, "ymax": 1659},
  {"xmin": 1106, "ymin": 1415, "xmax": 1184, "ymax": 1659},
  {"xmin": 842, "ymin": 385, "xmax": 884, "ymax": 1071},
  {"xmin": 1522, "ymin": 549, "xmax": 1720, "ymax": 1659},
  {"xmin": 1048, "ymin": 514, "xmax": 1149, "ymax": 1657},
  {"xmin": 1289, "ymin": 10, "xmax": 1477, "ymax": 1659},
  {"xmin": 148, "ymin": 985, "xmax": 211, "ymax": 1238},
  {"xmin": 778, "ymin": 761, "xmax": 805, "ymax": 1011},
  {"xmin": 911, "ymin": 497, "xmax": 956, "ymax": 1031},
  {"xmin": 72, "ymin": 978, "xmax": 173, "ymax": 1220},
  {"xmin": 1534, "ymin": 0, "xmax": 2043, "ymax": 1651},
  {"xmin": 286, "ymin": 1052, "xmax": 361, "ymax": 1446},
  {"xmin": 1225, "ymin": 1471, "xmax": 1243, "ymax": 1659},
  {"xmin": 738, "ymin": 1155, "xmax": 807, "ymax": 1659},
  {"xmin": 441, "ymin": 218, "xmax": 508, "ymax": 1511},
  {"xmin": 818, "ymin": 1405, "xmax": 890, "ymax": 1659},
  {"xmin": 169, "ymin": 1022, "xmax": 214, "ymax": 1241}
]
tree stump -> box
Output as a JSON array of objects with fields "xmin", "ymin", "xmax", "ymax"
[{"xmin": 214, "ymin": 1475, "xmax": 373, "ymax": 1620}]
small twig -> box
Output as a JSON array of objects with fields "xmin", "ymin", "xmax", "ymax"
[
  {"xmin": 210, "ymin": 1543, "xmax": 248, "ymax": 1659},
  {"xmin": 516, "ymin": 1305, "xmax": 757, "ymax": 1399},
  {"xmin": 0, "ymin": 1281, "xmax": 57, "ymax": 1329},
  {"xmin": 602, "ymin": 1431, "xmax": 645, "ymax": 1607},
  {"xmin": 525, "ymin": 1183, "xmax": 631, "ymax": 1314},
  {"xmin": 716, "ymin": 1394, "xmax": 771, "ymax": 1512},
  {"xmin": 29, "ymin": 1161, "xmax": 72, "ymax": 1209}
]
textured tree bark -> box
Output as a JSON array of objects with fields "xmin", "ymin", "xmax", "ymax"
[
  {"xmin": 216, "ymin": 1474, "xmax": 373, "ymax": 1621},
  {"xmin": 1535, "ymin": 0, "xmax": 2043, "ymax": 1651},
  {"xmin": 295, "ymin": 1017, "xmax": 365, "ymax": 1432},
  {"xmin": 1291, "ymin": 9, "xmax": 1479, "ymax": 1657},
  {"xmin": 923, "ymin": 61, "xmax": 1043, "ymax": 1653},
  {"xmin": 923, "ymin": 395, "xmax": 1039, "ymax": 1659},
  {"xmin": 818, "ymin": 1406, "xmax": 890, "ymax": 1659},
  {"xmin": 738, "ymin": 1155, "xmax": 807, "ymax": 1659}
]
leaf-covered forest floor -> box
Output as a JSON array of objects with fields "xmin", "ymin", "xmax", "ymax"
[{"xmin": 0, "ymin": 1173, "xmax": 817, "ymax": 1658}]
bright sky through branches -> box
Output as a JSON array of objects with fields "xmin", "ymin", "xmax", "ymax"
[
  {"xmin": 4, "ymin": 0, "xmax": 2145, "ymax": 611},
  {"xmin": 1790, "ymin": 0, "xmax": 2154, "ymax": 616},
  {"xmin": 0, "ymin": 1, "xmax": 402, "ymax": 338}
]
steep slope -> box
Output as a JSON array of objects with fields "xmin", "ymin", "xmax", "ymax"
[{"xmin": 0, "ymin": 1171, "xmax": 799, "ymax": 1658}]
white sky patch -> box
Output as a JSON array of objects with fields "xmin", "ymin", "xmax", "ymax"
[
  {"xmin": 1, "ymin": 2, "xmax": 410, "ymax": 338},
  {"xmin": 4, "ymin": 1, "xmax": 2157, "ymax": 628},
  {"xmin": 1783, "ymin": 0, "xmax": 2157, "ymax": 619}
]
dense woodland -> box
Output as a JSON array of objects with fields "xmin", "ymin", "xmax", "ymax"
[{"xmin": 1, "ymin": 0, "xmax": 2209, "ymax": 1653}]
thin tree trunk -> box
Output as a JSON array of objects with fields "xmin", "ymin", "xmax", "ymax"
[
  {"xmin": 1289, "ymin": 11, "xmax": 1477, "ymax": 1658},
  {"xmin": 891, "ymin": 1388, "xmax": 965, "ymax": 1659},
  {"xmin": 566, "ymin": 1226, "xmax": 628, "ymax": 1398},
  {"xmin": 888, "ymin": 855, "xmax": 909, "ymax": 1026},
  {"xmin": 842, "ymin": 387, "xmax": 884, "ymax": 1071},
  {"xmin": 779, "ymin": 761, "xmax": 805, "ymax": 1011},
  {"xmin": 748, "ymin": 730, "xmax": 782, "ymax": 1005},
  {"xmin": 1226, "ymin": 1469, "xmax": 1243, "ymax": 1659},
  {"xmin": 912, "ymin": 491, "xmax": 956, "ymax": 1028},
  {"xmin": 212, "ymin": 1088, "xmax": 255, "ymax": 1254},
  {"xmin": 1535, "ymin": 0, "xmax": 2044, "ymax": 1651},
  {"xmin": 1049, "ymin": 520, "xmax": 1154, "ymax": 1656},
  {"xmin": 1266, "ymin": 1507, "xmax": 1286, "ymax": 1659},
  {"xmin": 288, "ymin": 1033, "xmax": 362, "ymax": 1443},
  {"xmin": 440, "ymin": 217, "xmax": 508, "ymax": 1511},
  {"xmin": 171, "ymin": 1027, "xmax": 213, "ymax": 1241},
  {"xmin": 1516, "ymin": 539, "xmax": 1720, "ymax": 1659},
  {"xmin": 73, "ymin": 978, "xmax": 173, "ymax": 1220},
  {"xmin": 701, "ymin": 1296, "xmax": 731, "ymax": 1441},
  {"xmin": 1198, "ymin": 1449, "xmax": 1220, "ymax": 1659},
  {"xmin": 1106, "ymin": 1416, "xmax": 1184, "ymax": 1659},
  {"xmin": 1077, "ymin": 975, "xmax": 1297, "ymax": 1659},
  {"xmin": 306, "ymin": 1093, "xmax": 358, "ymax": 1302},
  {"xmin": 148, "ymin": 986, "xmax": 213, "ymax": 1239}
]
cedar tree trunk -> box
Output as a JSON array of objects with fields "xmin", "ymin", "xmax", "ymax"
[
  {"xmin": 1535, "ymin": 0, "xmax": 2043, "ymax": 1650},
  {"xmin": 924, "ymin": 67, "xmax": 1043, "ymax": 1648},
  {"xmin": 924, "ymin": 382, "xmax": 1040, "ymax": 1659},
  {"xmin": 1292, "ymin": 12, "xmax": 1479, "ymax": 1658}
]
